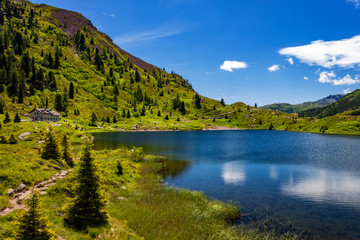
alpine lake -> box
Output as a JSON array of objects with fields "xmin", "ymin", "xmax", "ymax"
[{"xmin": 93, "ymin": 130, "xmax": 360, "ymax": 240}]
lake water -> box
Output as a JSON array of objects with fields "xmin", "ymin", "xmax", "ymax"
[{"xmin": 93, "ymin": 130, "xmax": 360, "ymax": 239}]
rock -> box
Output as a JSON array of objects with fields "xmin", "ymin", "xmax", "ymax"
[
  {"xmin": 121, "ymin": 186, "xmax": 126, "ymax": 190},
  {"xmin": 56, "ymin": 211, "xmax": 64, "ymax": 217},
  {"xmin": 7, "ymin": 188, "xmax": 15, "ymax": 196},
  {"xmin": 60, "ymin": 171, "xmax": 68, "ymax": 176},
  {"xmin": 53, "ymin": 166, "xmax": 61, "ymax": 170},
  {"xmin": 16, "ymin": 184, "xmax": 27, "ymax": 193},
  {"xmin": 40, "ymin": 191, "xmax": 47, "ymax": 195},
  {"xmin": 118, "ymin": 197, "xmax": 126, "ymax": 200}
]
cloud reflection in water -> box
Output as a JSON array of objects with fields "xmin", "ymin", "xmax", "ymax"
[
  {"xmin": 281, "ymin": 167, "xmax": 360, "ymax": 208},
  {"xmin": 221, "ymin": 161, "xmax": 246, "ymax": 185}
]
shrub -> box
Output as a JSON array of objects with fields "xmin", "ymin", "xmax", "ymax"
[
  {"xmin": 116, "ymin": 161, "xmax": 123, "ymax": 176},
  {"xmin": 8, "ymin": 133, "xmax": 18, "ymax": 144}
]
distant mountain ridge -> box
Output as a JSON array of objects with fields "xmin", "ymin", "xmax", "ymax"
[
  {"xmin": 260, "ymin": 94, "xmax": 343, "ymax": 113},
  {"xmin": 299, "ymin": 90, "xmax": 360, "ymax": 118}
]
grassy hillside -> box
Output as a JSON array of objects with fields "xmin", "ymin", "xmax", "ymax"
[
  {"xmin": 300, "ymin": 90, "xmax": 360, "ymax": 118},
  {"xmin": 261, "ymin": 94, "xmax": 343, "ymax": 114},
  {"xmin": 0, "ymin": 0, "xmax": 358, "ymax": 136}
]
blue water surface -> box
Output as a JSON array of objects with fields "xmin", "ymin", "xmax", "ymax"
[{"xmin": 93, "ymin": 130, "xmax": 360, "ymax": 240}]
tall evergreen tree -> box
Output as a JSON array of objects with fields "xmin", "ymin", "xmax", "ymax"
[
  {"xmin": 64, "ymin": 145, "xmax": 108, "ymax": 229},
  {"xmin": 41, "ymin": 127, "xmax": 60, "ymax": 160},
  {"xmin": 3, "ymin": 112, "xmax": 10, "ymax": 124},
  {"xmin": 0, "ymin": 98, "xmax": 4, "ymax": 114},
  {"xmin": 61, "ymin": 134, "xmax": 73, "ymax": 167},
  {"xmin": 14, "ymin": 190, "xmax": 55, "ymax": 240},
  {"xmin": 17, "ymin": 82, "xmax": 24, "ymax": 103},
  {"xmin": 14, "ymin": 113, "xmax": 20, "ymax": 123},
  {"xmin": 135, "ymin": 68, "xmax": 141, "ymax": 82},
  {"xmin": 195, "ymin": 94, "xmax": 201, "ymax": 109},
  {"xmin": 69, "ymin": 82, "xmax": 74, "ymax": 99},
  {"xmin": 89, "ymin": 112, "xmax": 98, "ymax": 126},
  {"xmin": 54, "ymin": 93, "xmax": 64, "ymax": 111}
]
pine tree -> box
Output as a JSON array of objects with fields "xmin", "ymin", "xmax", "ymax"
[
  {"xmin": 221, "ymin": 98, "xmax": 225, "ymax": 106},
  {"xmin": 9, "ymin": 133, "xmax": 18, "ymax": 144},
  {"xmin": 89, "ymin": 112, "xmax": 98, "ymax": 126},
  {"xmin": 3, "ymin": 112, "xmax": 10, "ymax": 124},
  {"xmin": 0, "ymin": 98, "xmax": 4, "ymax": 114},
  {"xmin": 69, "ymin": 82, "xmax": 74, "ymax": 99},
  {"xmin": 180, "ymin": 101, "xmax": 186, "ymax": 115},
  {"xmin": 195, "ymin": 94, "xmax": 201, "ymax": 109},
  {"xmin": 126, "ymin": 110, "xmax": 131, "ymax": 118},
  {"xmin": 17, "ymin": 82, "xmax": 24, "ymax": 103},
  {"xmin": 64, "ymin": 145, "xmax": 108, "ymax": 229},
  {"xmin": 41, "ymin": 128, "xmax": 60, "ymax": 160},
  {"xmin": 113, "ymin": 115, "xmax": 117, "ymax": 123},
  {"xmin": 135, "ymin": 68, "xmax": 141, "ymax": 82},
  {"xmin": 61, "ymin": 134, "xmax": 74, "ymax": 167},
  {"xmin": 14, "ymin": 190, "xmax": 55, "ymax": 240},
  {"xmin": 54, "ymin": 93, "xmax": 64, "ymax": 111},
  {"xmin": 14, "ymin": 113, "xmax": 21, "ymax": 123}
]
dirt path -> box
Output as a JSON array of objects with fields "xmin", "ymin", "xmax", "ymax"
[{"xmin": 0, "ymin": 170, "xmax": 71, "ymax": 216}]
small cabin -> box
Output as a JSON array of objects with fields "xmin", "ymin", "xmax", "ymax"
[{"xmin": 29, "ymin": 108, "xmax": 61, "ymax": 122}]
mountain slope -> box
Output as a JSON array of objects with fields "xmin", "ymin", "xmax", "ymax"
[
  {"xmin": 299, "ymin": 90, "xmax": 360, "ymax": 118},
  {"xmin": 261, "ymin": 94, "xmax": 343, "ymax": 113}
]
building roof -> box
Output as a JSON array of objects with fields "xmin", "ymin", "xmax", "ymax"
[{"xmin": 29, "ymin": 108, "xmax": 61, "ymax": 116}]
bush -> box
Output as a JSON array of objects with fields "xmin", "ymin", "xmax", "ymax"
[
  {"xmin": 8, "ymin": 133, "xmax": 18, "ymax": 144},
  {"xmin": 0, "ymin": 135, "xmax": 7, "ymax": 143},
  {"xmin": 116, "ymin": 161, "xmax": 123, "ymax": 176},
  {"xmin": 130, "ymin": 147, "xmax": 145, "ymax": 162}
]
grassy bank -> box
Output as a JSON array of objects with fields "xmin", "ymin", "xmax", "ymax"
[{"xmin": 0, "ymin": 121, "xmax": 311, "ymax": 239}]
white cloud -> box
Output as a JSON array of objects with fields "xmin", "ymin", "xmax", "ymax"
[
  {"xmin": 348, "ymin": 0, "xmax": 360, "ymax": 8},
  {"xmin": 114, "ymin": 23, "xmax": 189, "ymax": 46},
  {"xmin": 220, "ymin": 61, "xmax": 248, "ymax": 72},
  {"xmin": 267, "ymin": 64, "xmax": 280, "ymax": 72},
  {"xmin": 103, "ymin": 12, "xmax": 116, "ymax": 18},
  {"xmin": 304, "ymin": 76, "xmax": 309, "ymax": 80},
  {"xmin": 318, "ymin": 71, "xmax": 360, "ymax": 85},
  {"xmin": 286, "ymin": 57, "xmax": 294, "ymax": 65},
  {"xmin": 279, "ymin": 35, "xmax": 360, "ymax": 68},
  {"xmin": 343, "ymin": 88, "xmax": 351, "ymax": 94}
]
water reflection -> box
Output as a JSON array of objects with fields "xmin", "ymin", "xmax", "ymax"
[
  {"xmin": 222, "ymin": 161, "xmax": 246, "ymax": 185},
  {"xmin": 160, "ymin": 159, "xmax": 191, "ymax": 180},
  {"xmin": 281, "ymin": 167, "xmax": 360, "ymax": 209}
]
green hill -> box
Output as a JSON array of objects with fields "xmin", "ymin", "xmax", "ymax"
[
  {"xmin": 0, "ymin": 0, "xmax": 359, "ymax": 136},
  {"xmin": 299, "ymin": 90, "xmax": 360, "ymax": 118},
  {"xmin": 0, "ymin": 0, "xmax": 307, "ymax": 132},
  {"xmin": 261, "ymin": 94, "xmax": 343, "ymax": 113}
]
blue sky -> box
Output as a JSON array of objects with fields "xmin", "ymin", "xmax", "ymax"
[{"xmin": 32, "ymin": 0, "xmax": 360, "ymax": 106}]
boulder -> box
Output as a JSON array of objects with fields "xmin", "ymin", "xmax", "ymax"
[
  {"xmin": 7, "ymin": 188, "xmax": 15, "ymax": 196},
  {"xmin": 16, "ymin": 184, "xmax": 27, "ymax": 193}
]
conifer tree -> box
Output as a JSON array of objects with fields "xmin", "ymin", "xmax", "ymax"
[
  {"xmin": 113, "ymin": 115, "xmax": 117, "ymax": 123},
  {"xmin": 0, "ymin": 98, "xmax": 4, "ymax": 114},
  {"xmin": 17, "ymin": 82, "xmax": 24, "ymax": 103},
  {"xmin": 9, "ymin": 133, "xmax": 18, "ymax": 144},
  {"xmin": 195, "ymin": 94, "xmax": 201, "ymax": 109},
  {"xmin": 14, "ymin": 113, "xmax": 21, "ymax": 123},
  {"xmin": 180, "ymin": 101, "xmax": 186, "ymax": 115},
  {"xmin": 14, "ymin": 190, "xmax": 55, "ymax": 240},
  {"xmin": 61, "ymin": 134, "xmax": 73, "ymax": 167},
  {"xmin": 64, "ymin": 144, "xmax": 108, "ymax": 229},
  {"xmin": 69, "ymin": 82, "xmax": 74, "ymax": 99},
  {"xmin": 89, "ymin": 112, "xmax": 98, "ymax": 126},
  {"xmin": 41, "ymin": 128, "xmax": 60, "ymax": 160},
  {"xmin": 3, "ymin": 112, "xmax": 10, "ymax": 124},
  {"xmin": 135, "ymin": 68, "xmax": 141, "ymax": 82}
]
